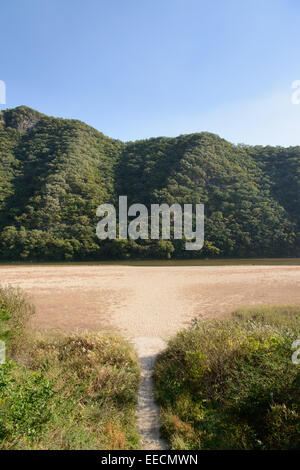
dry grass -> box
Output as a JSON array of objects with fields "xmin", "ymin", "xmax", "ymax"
[
  {"xmin": 0, "ymin": 286, "xmax": 140, "ymax": 450},
  {"xmin": 0, "ymin": 285, "xmax": 34, "ymax": 359}
]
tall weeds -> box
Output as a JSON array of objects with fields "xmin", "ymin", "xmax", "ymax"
[{"xmin": 154, "ymin": 305, "xmax": 300, "ymax": 450}]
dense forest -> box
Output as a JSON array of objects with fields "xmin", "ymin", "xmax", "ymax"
[{"xmin": 0, "ymin": 105, "xmax": 299, "ymax": 260}]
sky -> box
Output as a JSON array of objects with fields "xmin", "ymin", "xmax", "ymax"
[{"xmin": 1, "ymin": 0, "xmax": 300, "ymax": 146}]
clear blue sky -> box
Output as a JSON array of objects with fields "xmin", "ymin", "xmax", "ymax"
[{"xmin": 1, "ymin": 0, "xmax": 300, "ymax": 145}]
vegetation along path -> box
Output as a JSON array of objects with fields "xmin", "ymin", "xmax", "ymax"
[{"xmin": 1, "ymin": 263, "xmax": 300, "ymax": 448}]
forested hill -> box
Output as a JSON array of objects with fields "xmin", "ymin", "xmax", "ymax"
[{"xmin": 0, "ymin": 105, "xmax": 299, "ymax": 260}]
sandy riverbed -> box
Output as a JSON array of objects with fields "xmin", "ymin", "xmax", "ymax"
[{"xmin": 0, "ymin": 264, "xmax": 299, "ymax": 339}]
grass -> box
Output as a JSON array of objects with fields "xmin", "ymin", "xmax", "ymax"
[
  {"xmin": 153, "ymin": 305, "xmax": 300, "ymax": 450},
  {"xmin": 0, "ymin": 286, "xmax": 140, "ymax": 450},
  {"xmin": 0, "ymin": 285, "xmax": 34, "ymax": 359}
]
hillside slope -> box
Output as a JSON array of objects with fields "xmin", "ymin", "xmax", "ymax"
[{"xmin": 0, "ymin": 106, "xmax": 299, "ymax": 260}]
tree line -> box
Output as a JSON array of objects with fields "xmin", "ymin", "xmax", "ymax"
[{"xmin": 0, "ymin": 106, "xmax": 299, "ymax": 260}]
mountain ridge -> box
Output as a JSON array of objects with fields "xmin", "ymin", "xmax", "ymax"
[{"xmin": 0, "ymin": 106, "xmax": 299, "ymax": 260}]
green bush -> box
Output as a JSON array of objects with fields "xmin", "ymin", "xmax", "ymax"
[
  {"xmin": 154, "ymin": 305, "xmax": 300, "ymax": 450},
  {"xmin": 0, "ymin": 363, "xmax": 55, "ymax": 440}
]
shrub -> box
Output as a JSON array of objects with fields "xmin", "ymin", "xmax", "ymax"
[
  {"xmin": 0, "ymin": 363, "xmax": 55, "ymax": 441},
  {"xmin": 154, "ymin": 305, "xmax": 300, "ymax": 450}
]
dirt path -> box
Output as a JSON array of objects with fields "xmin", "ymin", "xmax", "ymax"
[
  {"xmin": 133, "ymin": 337, "xmax": 168, "ymax": 450},
  {"xmin": 0, "ymin": 264, "xmax": 300, "ymax": 449}
]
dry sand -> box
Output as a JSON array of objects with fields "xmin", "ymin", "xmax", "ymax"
[
  {"xmin": 1, "ymin": 264, "xmax": 300, "ymax": 449},
  {"xmin": 0, "ymin": 264, "xmax": 299, "ymax": 338}
]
